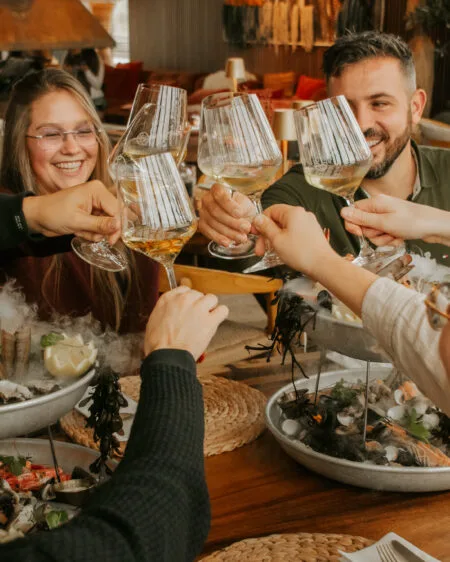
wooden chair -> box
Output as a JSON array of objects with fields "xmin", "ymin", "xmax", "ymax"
[
  {"xmin": 418, "ymin": 118, "xmax": 450, "ymax": 149},
  {"xmin": 158, "ymin": 264, "xmax": 283, "ymax": 334}
]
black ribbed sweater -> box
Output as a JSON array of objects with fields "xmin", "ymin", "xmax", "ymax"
[{"xmin": 0, "ymin": 349, "xmax": 210, "ymax": 561}]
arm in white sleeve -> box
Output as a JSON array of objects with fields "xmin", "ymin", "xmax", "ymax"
[
  {"xmin": 84, "ymin": 58, "xmax": 104, "ymax": 91},
  {"xmin": 362, "ymin": 277, "xmax": 449, "ymax": 415}
]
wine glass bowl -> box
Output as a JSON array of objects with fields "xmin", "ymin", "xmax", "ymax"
[
  {"xmin": 117, "ymin": 152, "xmax": 197, "ymax": 289},
  {"xmin": 200, "ymin": 92, "xmax": 282, "ymax": 260}
]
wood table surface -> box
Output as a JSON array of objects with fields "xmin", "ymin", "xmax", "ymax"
[{"xmin": 197, "ymin": 350, "xmax": 450, "ymax": 561}]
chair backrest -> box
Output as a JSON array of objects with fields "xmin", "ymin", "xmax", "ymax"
[
  {"xmin": 418, "ymin": 118, "xmax": 450, "ymax": 148},
  {"xmin": 158, "ymin": 264, "xmax": 282, "ymax": 294}
]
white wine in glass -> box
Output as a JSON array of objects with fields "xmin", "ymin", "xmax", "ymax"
[
  {"xmin": 295, "ymin": 96, "xmax": 375, "ymax": 266},
  {"xmin": 118, "ymin": 152, "xmax": 197, "ymax": 289},
  {"xmin": 201, "ymin": 92, "xmax": 282, "ymax": 261}
]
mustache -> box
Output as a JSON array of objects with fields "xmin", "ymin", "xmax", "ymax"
[{"xmin": 363, "ymin": 128, "xmax": 389, "ymax": 142}]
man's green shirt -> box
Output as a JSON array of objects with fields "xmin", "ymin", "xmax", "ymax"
[{"xmin": 262, "ymin": 142, "xmax": 450, "ymax": 266}]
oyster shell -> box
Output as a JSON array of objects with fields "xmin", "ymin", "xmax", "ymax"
[{"xmin": 0, "ymin": 381, "xmax": 33, "ymax": 403}]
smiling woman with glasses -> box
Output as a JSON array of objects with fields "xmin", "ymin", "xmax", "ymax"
[{"xmin": 0, "ymin": 69, "xmax": 159, "ymax": 334}]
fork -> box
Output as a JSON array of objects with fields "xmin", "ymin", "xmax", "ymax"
[{"xmin": 377, "ymin": 542, "xmax": 400, "ymax": 562}]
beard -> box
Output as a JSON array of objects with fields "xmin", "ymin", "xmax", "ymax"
[{"xmin": 364, "ymin": 115, "xmax": 412, "ymax": 180}]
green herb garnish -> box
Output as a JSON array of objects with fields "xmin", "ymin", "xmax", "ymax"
[
  {"xmin": 45, "ymin": 510, "xmax": 68, "ymax": 530},
  {"xmin": 0, "ymin": 455, "xmax": 27, "ymax": 476},
  {"xmin": 402, "ymin": 408, "xmax": 431, "ymax": 442},
  {"xmin": 330, "ymin": 379, "xmax": 358, "ymax": 408},
  {"xmin": 40, "ymin": 332, "xmax": 64, "ymax": 348}
]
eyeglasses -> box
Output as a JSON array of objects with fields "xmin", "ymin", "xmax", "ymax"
[
  {"xmin": 424, "ymin": 282, "xmax": 450, "ymax": 330},
  {"xmin": 26, "ymin": 126, "xmax": 98, "ymax": 151}
]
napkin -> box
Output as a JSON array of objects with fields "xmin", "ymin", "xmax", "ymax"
[
  {"xmin": 75, "ymin": 387, "xmax": 137, "ymax": 442},
  {"xmin": 339, "ymin": 532, "xmax": 440, "ymax": 562}
]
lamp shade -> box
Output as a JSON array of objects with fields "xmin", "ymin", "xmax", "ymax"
[
  {"xmin": 272, "ymin": 109, "xmax": 296, "ymax": 141},
  {"xmin": 292, "ymin": 100, "xmax": 314, "ymax": 110},
  {"xmin": 225, "ymin": 57, "xmax": 246, "ymax": 80}
]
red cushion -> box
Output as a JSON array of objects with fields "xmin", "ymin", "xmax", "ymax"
[
  {"xmin": 104, "ymin": 62, "xmax": 143, "ymax": 103},
  {"xmin": 295, "ymin": 75, "xmax": 326, "ymax": 100}
]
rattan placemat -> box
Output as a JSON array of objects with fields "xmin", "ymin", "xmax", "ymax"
[
  {"xmin": 60, "ymin": 373, "xmax": 266, "ymax": 457},
  {"xmin": 201, "ymin": 533, "xmax": 374, "ymax": 561}
]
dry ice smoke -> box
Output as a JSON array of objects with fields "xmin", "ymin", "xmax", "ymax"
[{"xmin": 0, "ymin": 281, "xmax": 143, "ymax": 380}]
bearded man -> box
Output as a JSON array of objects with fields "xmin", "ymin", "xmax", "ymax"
[{"xmin": 198, "ymin": 32, "xmax": 450, "ymax": 265}]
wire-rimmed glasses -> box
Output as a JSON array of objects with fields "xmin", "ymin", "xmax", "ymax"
[
  {"xmin": 294, "ymin": 95, "xmax": 376, "ymax": 267},
  {"xmin": 199, "ymin": 92, "xmax": 282, "ymax": 261},
  {"xmin": 26, "ymin": 125, "xmax": 98, "ymax": 151},
  {"xmin": 117, "ymin": 152, "xmax": 197, "ymax": 289}
]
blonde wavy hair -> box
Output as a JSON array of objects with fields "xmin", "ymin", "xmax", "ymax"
[{"xmin": 1, "ymin": 69, "xmax": 133, "ymax": 331}]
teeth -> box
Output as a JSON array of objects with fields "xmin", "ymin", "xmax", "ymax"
[
  {"xmin": 367, "ymin": 140, "xmax": 381, "ymax": 148},
  {"xmin": 55, "ymin": 161, "xmax": 82, "ymax": 170}
]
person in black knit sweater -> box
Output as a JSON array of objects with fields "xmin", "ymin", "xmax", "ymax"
[{"xmin": 0, "ymin": 187, "xmax": 229, "ymax": 561}]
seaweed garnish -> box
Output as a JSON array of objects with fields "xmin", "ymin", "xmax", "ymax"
[
  {"xmin": 79, "ymin": 367, "xmax": 128, "ymax": 478},
  {"xmin": 245, "ymin": 290, "xmax": 317, "ymax": 386}
]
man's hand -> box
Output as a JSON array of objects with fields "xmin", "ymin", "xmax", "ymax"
[
  {"xmin": 144, "ymin": 286, "xmax": 229, "ymax": 360},
  {"xmin": 341, "ymin": 195, "xmax": 450, "ymax": 247},
  {"xmin": 253, "ymin": 204, "xmax": 335, "ymax": 278},
  {"xmin": 198, "ymin": 183, "xmax": 254, "ymax": 246},
  {"xmin": 22, "ymin": 181, "xmax": 121, "ymax": 244}
]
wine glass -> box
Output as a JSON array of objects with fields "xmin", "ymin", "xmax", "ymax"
[
  {"xmin": 200, "ymin": 92, "xmax": 282, "ymax": 260},
  {"xmin": 71, "ymin": 84, "xmax": 190, "ymax": 272},
  {"xmin": 110, "ymin": 84, "xmax": 190, "ymax": 173},
  {"xmin": 117, "ymin": 152, "xmax": 197, "ymax": 289},
  {"xmin": 294, "ymin": 95, "xmax": 375, "ymax": 267}
]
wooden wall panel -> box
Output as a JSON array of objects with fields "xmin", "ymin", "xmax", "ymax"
[{"xmin": 129, "ymin": 0, "xmax": 325, "ymax": 78}]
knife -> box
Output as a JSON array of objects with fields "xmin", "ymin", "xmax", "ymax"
[{"xmin": 391, "ymin": 539, "xmax": 427, "ymax": 562}]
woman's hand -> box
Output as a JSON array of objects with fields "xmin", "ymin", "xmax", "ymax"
[
  {"xmin": 22, "ymin": 180, "xmax": 121, "ymax": 244},
  {"xmin": 144, "ymin": 286, "xmax": 229, "ymax": 360},
  {"xmin": 341, "ymin": 195, "xmax": 450, "ymax": 247},
  {"xmin": 253, "ymin": 204, "xmax": 336, "ymax": 278}
]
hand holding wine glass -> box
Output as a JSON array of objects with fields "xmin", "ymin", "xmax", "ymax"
[
  {"xmin": 294, "ymin": 95, "xmax": 375, "ymax": 267},
  {"xmin": 118, "ymin": 152, "xmax": 197, "ymax": 289}
]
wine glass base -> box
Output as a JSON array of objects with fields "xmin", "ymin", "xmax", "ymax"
[
  {"xmin": 71, "ymin": 238, "xmax": 127, "ymax": 272},
  {"xmin": 243, "ymin": 252, "xmax": 284, "ymax": 274},
  {"xmin": 208, "ymin": 239, "xmax": 256, "ymax": 260},
  {"xmin": 353, "ymin": 246, "xmax": 406, "ymax": 273}
]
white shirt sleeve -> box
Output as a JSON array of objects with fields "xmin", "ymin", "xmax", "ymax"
[
  {"xmin": 83, "ymin": 58, "xmax": 105, "ymax": 96},
  {"xmin": 362, "ymin": 277, "xmax": 449, "ymax": 415}
]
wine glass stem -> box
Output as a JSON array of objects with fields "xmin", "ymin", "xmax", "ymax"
[
  {"xmin": 164, "ymin": 264, "xmax": 178, "ymax": 290},
  {"xmin": 346, "ymin": 196, "xmax": 375, "ymax": 259}
]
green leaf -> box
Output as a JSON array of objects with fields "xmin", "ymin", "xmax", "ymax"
[
  {"xmin": 402, "ymin": 408, "xmax": 431, "ymax": 442},
  {"xmin": 45, "ymin": 510, "xmax": 68, "ymax": 530},
  {"xmin": 40, "ymin": 332, "xmax": 64, "ymax": 348},
  {"xmin": 0, "ymin": 455, "xmax": 27, "ymax": 476},
  {"xmin": 330, "ymin": 379, "xmax": 358, "ymax": 408}
]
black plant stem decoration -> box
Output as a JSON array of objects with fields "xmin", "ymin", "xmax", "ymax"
[{"xmin": 79, "ymin": 367, "xmax": 128, "ymax": 480}]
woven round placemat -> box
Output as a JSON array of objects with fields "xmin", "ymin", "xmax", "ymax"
[
  {"xmin": 60, "ymin": 373, "xmax": 266, "ymax": 457},
  {"xmin": 201, "ymin": 532, "xmax": 374, "ymax": 561}
]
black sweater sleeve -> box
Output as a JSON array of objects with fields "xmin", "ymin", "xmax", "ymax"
[
  {"xmin": 0, "ymin": 349, "xmax": 210, "ymax": 562},
  {"xmin": 0, "ymin": 193, "xmax": 30, "ymax": 250}
]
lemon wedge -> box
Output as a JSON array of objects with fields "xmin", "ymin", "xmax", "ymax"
[{"xmin": 44, "ymin": 334, "xmax": 97, "ymax": 378}]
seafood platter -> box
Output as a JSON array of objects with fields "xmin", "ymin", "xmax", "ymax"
[
  {"xmin": 284, "ymin": 253, "xmax": 450, "ymax": 363},
  {"xmin": 0, "ymin": 283, "xmax": 100, "ymax": 438},
  {"xmin": 266, "ymin": 366, "xmax": 450, "ymax": 492},
  {"xmin": 0, "ymin": 439, "xmax": 116, "ymax": 543}
]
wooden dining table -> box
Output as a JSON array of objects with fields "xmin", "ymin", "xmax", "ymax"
[{"xmin": 197, "ymin": 350, "xmax": 450, "ymax": 561}]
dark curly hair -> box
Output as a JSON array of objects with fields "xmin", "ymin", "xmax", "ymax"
[{"xmin": 323, "ymin": 31, "xmax": 416, "ymax": 93}]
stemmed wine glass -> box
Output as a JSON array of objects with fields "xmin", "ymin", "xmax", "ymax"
[
  {"xmin": 199, "ymin": 92, "xmax": 282, "ymax": 261},
  {"xmin": 294, "ymin": 95, "xmax": 376, "ymax": 267},
  {"xmin": 71, "ymin": 84, "xmax": 190, "ymax": 272},
  {"xmin": 117, "ymin": 152, "xmax": 197, "ymax": 289},
  {"xmin": 109, "ymin": 83, "xmax": 190, "ymax": 173}
]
